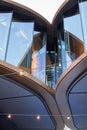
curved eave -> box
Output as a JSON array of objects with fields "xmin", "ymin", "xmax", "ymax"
[
  {"xmin": 0, "ymin": 60, "xmax": 64, "ymax": 130},
  {"xmin": 52, "ymin": 0, "xmax": 78, "ymax": 27},
  {"xmin": 2, "ymin": 0, "xmax": 77, "ymax": 26},
  {"xmin": 52, "ymin": 0, "xmax": 69, "ymax": 25},
  {"xmin": 1, "ymin": 0, "xmax": 78, "ymax": 35},
  {"xmin": 0, "ymin": 60, "xmax": 54, "ymax": 99},
  {"xmin": 2, "ymin": 0, "xmax": 50, "ymax": 25},
  {"xmin": 55, "ymin": 52, "xmax": 87, "ymax": 129}
]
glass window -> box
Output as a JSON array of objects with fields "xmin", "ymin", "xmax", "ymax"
[
  {"xmin": 31, "ymin": 32, "xmax": 46, "ymax": 83},
  {"xmin": 79, "ymin": 0, "xmax": 87, "ymax": 50},
  {"xmin": 46, "ymin": 35, "xmax": 58, "ymax": 88},
  {"xmin": 56, "ymin": 5, "xmax": 84, "ymax": 81},
  {"xmin": 6, "ymin": 22, "xmax": 34, "ymax": 66},
  {"xmin": 64, "ymin": 14, "xmax": 83, "ymax": 42},
  {"xmin": 17, "ymin": 31, "xmax": 47, "ymax": 83},
  {"xmin": 64, "ymin": 14, "xmax": 84, "ymax": 67},
  {"xmin": 63, "ymin": 7, "xmax": 84, "ymax": 69},
  {"xmin": 0, "ymin": 12, "xmax": 12, "ymax": 60}
]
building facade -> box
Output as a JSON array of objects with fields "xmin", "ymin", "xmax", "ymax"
[{"xmin": 0, "ymin": 0, "xmax": 87, "ymax": 130}]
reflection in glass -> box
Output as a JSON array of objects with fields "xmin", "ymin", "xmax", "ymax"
[
  {"xmin": 0, "ymin": 12, "xmax": 12, "ymax": 60},
  {"xmin": 56, "ymin": 6, "xmax": 84, "ymax": 82},
  {"xmin": 31, "ymin": 32, "xmax": 46, "ymax": 83},
  {"xmin": 46, "ymin": 36, "xmax": 58, "ymax": 88},
  {"xmin": 18, "ymin": 31, "xmax": 47, "ymax": 83},
  {"xmin": 63, "ymin": 13, "xmax": 84, "ymax": 69},
  {"xmin": 64, "ymin": 125, "xmax": 71, "ymax": 130},
  {"xmin": 6, "ymin": 22, "xmax": 34, "ymax": 66},
  {"xmin": 64, "ymin": 14, "xmax": 83, "ymax": 42},
  {"xmin": 79, "ymin": 1, "xmax": 87, "ymax": 50}
]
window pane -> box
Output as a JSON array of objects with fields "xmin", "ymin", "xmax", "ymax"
[
  {"xmin": 64, "ymin": 14, "xmax": 83, "ymax": 42},
  {"xmin": 79, "ymin": 1, "xmax": 87, "ymax": 50},
  {"xmin": 0, "ymin": 12, "xmax": 12, "ymax": 60},
  {"xmin": 31, "ymin": 32, "xmax": 46, "ymax": 83},
  {"xmin": 63, "ymin": 13, "xmax": 84, "ymax": 69},
  {"xmin": 6, "ymin": 22, "xmax": 34, "ymax": 66}
]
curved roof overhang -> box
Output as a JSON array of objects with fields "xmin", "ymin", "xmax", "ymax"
[
  {"xmin": 4, "ymin": 0, "xmax": 68, "ymax": 24},
  {"xmin": 0, "ymin": 60, "xmax": 64, "ymax": 130},
  {"xmin": 0, "ymin": 0, "xmax": 78, "ymax": 35},
  {"xmin": 53, "ymin": 0, "xmax": 78, "ymax": 27},
  {"xmin": 55, "ymin": 52, "xmax": 87, "ymax": 129},
  {"xmin": 0, "ymin": 0, "xmax": 49, "ymax": 32},
  {"xmin": 1, "ymin": 0, "xmax": 68, "ymax": 25}
]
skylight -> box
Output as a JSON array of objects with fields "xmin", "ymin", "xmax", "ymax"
[{"xmin": 10, "ymin": 0, "xmax": 68, "ymax": 23}]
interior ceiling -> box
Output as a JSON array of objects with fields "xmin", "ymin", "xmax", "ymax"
[
  {"xmin": 68, "ymin": 74, "xmax": 87, "ymax": 130},
  {"xmin": 55, "ymin": 52, "xmax": 87, "ymax": 130},
  {"xmin": 10, "ymin": 0, "xmax": 68, "ymax": 23},
  {"xmin": 0, "ymin": 77, "xmax": 55, "ymax": 130}
]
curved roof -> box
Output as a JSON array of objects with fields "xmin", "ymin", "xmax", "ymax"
[{"xmin": 9, "ymin": 0, "xmax": 68, "ymax": 24}]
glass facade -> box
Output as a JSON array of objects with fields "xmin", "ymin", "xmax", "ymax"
[
  {"xmin": 46, "ymin": 36, "xmax": 59, "ymax": 88},
  {"xmin": 63, "ymin": 13, "xmax": 84, "ymax": 68},
  {"xmin": 0, "ymin": 11, "xmax": 47, "ymax": 85},
  {"xmin": 0, "ymin": 12, "xmax": 12, "ymax": 60},
  {"xmin": 56, "ymin": 1, "xmax": 86, "ymax": 80},
  {"xmin": 79, "ymin": 0, "xmax": 87, "ymax": 50},
  {"xmin": 0, "ymin": 0, "xmax": 87, "ymax": 89},
  {"xmin": 1, "ymin": 1, "xmax": 87, "ymax": 130},
  {"xmin": 19, "ymin": 31, "xmax": 47, "ymax": 83},
  {"xmin": 31, "ymin": 32, "xmax": 46, "ymax": 83},
  {"xmin": 0, "ymin": 12, "xmax": 34, "ymax": 69},
  {"xmin": 6, "ymin": 22, "xmax": 34, "ymax": 66}
]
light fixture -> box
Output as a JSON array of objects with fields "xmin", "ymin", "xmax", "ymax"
[
  {"xmin": 7, "ymin": 114, "xmax": 12, "ymax": 119},
  {"xmin": 19, "ymin": 70, "xmax": 23, "ymax": 76},
  {"xmin": 36, "ymin": 114, "xmax": 40, "ymax": 120},
  {"xmin": 59, "ymin": 63, "xmax": 61, "ymax": 67},
  {"xmin": 67, "ymin": 116, "xmax": 70, "ymax": 120}
]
